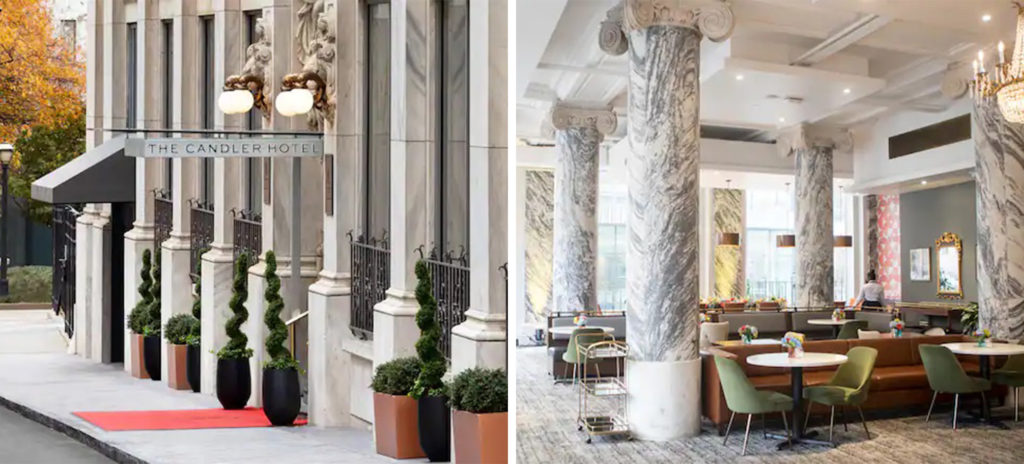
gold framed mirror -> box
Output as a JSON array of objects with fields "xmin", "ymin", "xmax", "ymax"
[{"xmin": 935, "ymin": 232, "xmax": 963, "ymax": 299}]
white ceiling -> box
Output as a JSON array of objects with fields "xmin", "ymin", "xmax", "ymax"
[{"xmin": 517, "ymin": 0, "xmax": 1018, "ymax": 141}]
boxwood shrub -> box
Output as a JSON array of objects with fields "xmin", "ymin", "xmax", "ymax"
[
  {"xmin": 371, "ymin": 357, "xmax": 421, "ymax": 396},
  {"xmin": 164, "ymin": 313, "xmax": 199, "ymax": 345},
  {"xmin": 448, "ymin": 368, "xmax": 507, "ymax": 414}
]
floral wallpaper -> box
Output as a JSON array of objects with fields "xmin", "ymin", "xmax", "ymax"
[{"xmin": 877, "ymin": 194, "xmax": 901, "ymax": 300}]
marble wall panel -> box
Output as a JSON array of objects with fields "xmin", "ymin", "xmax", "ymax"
[
  {"xmin": 712, "ymin": 188, "xmax": 744, "ymax": 299},
  {"xmin": 524, "ymin": 170, "xmax": 554, "ymax": 325}
]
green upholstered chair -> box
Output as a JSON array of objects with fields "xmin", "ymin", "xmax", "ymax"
[
  {"xmin": 992, "ymin": 354, "xmax": 1024, "ymax": 422},
  {"xmin": 561, "ymin": 328, "xmax": 607, "ymax": 385},
  {"xmin": 836, "ymin": 320, "xmax": 869, "ymax": 340},
  {"xmin": 802, "ymin": 346, "xmax": 877, "ymax": 443},
  {"xmin": 919, "ymin": 344, "xmax": 992, "ymax": 430},
  {"xmin": 714, "ymin": 356, "xmax": 793, "ymax": 455}
]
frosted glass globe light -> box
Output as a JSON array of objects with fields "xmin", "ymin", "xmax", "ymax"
[
  {"xmin": 291, "ymin": 89, "xmax": 315, "ymax": 115},
  {"xmin": 218, "ymin": 90, "xmax": 236, "ymax": 114},
  {"xmin": 276, "ymin": 90, "xmax": 296, "ymax": 117},
  {"xmin": 234, "ymin": 90, "xmax": 254, "ymax": 114}
]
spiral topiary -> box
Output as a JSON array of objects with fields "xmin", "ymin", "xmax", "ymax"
[
  {"xmin": 263, "ymin": 251, "xmax": 297, "ymax": 370},
  {"xmin": 144, "ymin": 251, "xmax": 162, "ymax": 337},
  {"xmin": 190, "ymin": 250, "xmax": 204, "ymax": 341},
  {"xmin": 127, "ymin": 249, "xmax": 153, "ymax": 334},
  {"xmin": 410, "ymin": 260, "xmax": 446, "ymax": 399},
  {"xmin": 217, "ymin": 252, "xmax": 252, "ymax": 359}
]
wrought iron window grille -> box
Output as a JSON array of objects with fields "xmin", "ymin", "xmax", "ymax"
[
  {"xmin": 232, "ymin": 208, "xmax": 262, "ymax": 264},
  {"xmin": 349, "ymin": 230, "xmax": 390, "ymax": 340}
]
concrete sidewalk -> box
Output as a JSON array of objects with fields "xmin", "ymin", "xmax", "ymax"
[{"xmin": 0, "ymin": 312, "xmax": 397, "ymax": 464}]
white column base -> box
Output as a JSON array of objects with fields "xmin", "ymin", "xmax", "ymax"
[
  {"xmin": 451, "ymin": 308, "xmax": 507, "ymax": 374},
  {"xmin": 200, "ymin": 246, "xmax": 235, "ymax": 396},
  {"xmin": 626, "ymin": 358, "xmax": 701, "ymax": 440},
  {"xmin": 123, "ymin": 227, "xmax": 154, "ymax": 373},
  {"xmin": 161, "ymin": 236, "xmax": 192, "ymax": 385},
  {"xmin": 245, "ymin": 261, "xmax": 268, "ymax": 407},
  {"xmin": 308, "ymin": 273, "xmax": 354, "ymax": 426},
  {"xmin": 372, "ymin": 290, "xmax": 420, "ymax": 367}
]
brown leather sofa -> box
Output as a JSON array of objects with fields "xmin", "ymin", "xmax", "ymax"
[{"xmin": 701, "ymin": 335, "xmax": 1007, "ymax": 432}]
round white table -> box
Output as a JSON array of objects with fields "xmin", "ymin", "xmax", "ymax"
[
  {"xmin": 941, "ymin": 342, "xmax": 1024, "ymax": 428},
  {"xmin": 549, "ymin": 326, "xmax": 615, "ymax": 336},
  {"xmin": 808, "ymin": 319, "xmax": 853, "ymax": 338},
  {"xmin": 746, "ymin": 352, "xmax": 848, "ymax": 448}
]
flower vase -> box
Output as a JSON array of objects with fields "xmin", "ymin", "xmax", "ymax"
[
  {"xmin": 894, "ymin": 329, "xmax": 902, "ymax": 338},
  {"xmin": 742, "ymin": 335, "xmax": 752, "ymax": 344},
  {"xmin": 977, "ymin": 338, "xmax": 989, "ymax": 348},
  {"xmin": 787, "ymin": 347, "xmax": 795, "ymax": 358}
]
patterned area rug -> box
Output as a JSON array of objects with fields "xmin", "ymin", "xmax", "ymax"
[{"xmin": 516, "ymin": 346, "xmax": 1024, "ymax": 463}]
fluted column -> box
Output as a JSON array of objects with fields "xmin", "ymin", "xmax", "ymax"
[
  {"xmin": 974, "ymin": 101, "xmax": 1024, "ymax": 341},
  {"xmin": 600, "ymin": 0, "xmax": 734, "ymax": 440},
  {"xmin": 779, "ymin": 124, "xmax": 850, "ymax": 310},
  {"xmin": 550, "ymin": 103, "xmax": 616, "ymax": 314}
]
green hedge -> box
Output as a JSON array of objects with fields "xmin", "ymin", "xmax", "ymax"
[{"xmin": 0, "ymin": 266, "xmax": 52, "ymax": 304}]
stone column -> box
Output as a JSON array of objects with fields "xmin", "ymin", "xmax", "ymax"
[
  {"xmin": 599, "ymin": 0, "xmax": 734, "ymax": 440},
  {"xmin": 373, "ymin": 0, "xmax": 437, "ymax": 366},
  {"xmin": 549, "ymin": 103, "xmax": 615, "ymax": 314},
  {"xmin": 974, "ymin": 101, "xmax": 1024, "ymax": 341},
  {"xmin": 712, "ymin": 188, "xmax": 745, "ymax": 299},
  {"xmin": 200, "ymin": 0, "xmax": 243, "ymax": 396},
  {"xmin": 162, "ymin": 2, "xmax": 200, "ymax": 383},
  {"xmin": 779, "ymin": 124, "xmax": 849, "ymax": 310},
  {"xmin": 451, "ymin": 0, "xmax": 509, "ymax": 373},
  {"xmin": 308, "ymin": 0, "xmax": 364, "ymax": 426},
  {"xmin": 865, "ymin": 194, "xmax": 879, "ymax": 274}
]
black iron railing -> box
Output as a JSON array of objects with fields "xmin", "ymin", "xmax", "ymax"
[
  {"xmin": 232, "ymin": 209, "xmax": 262, "ymax": 264},
  {"xmin": 153, "ymin": 189, "xmax": 173, "ymax": 251},
  {"xmin": 350, "ymin": 231, "xmax": 390, "ymax": 340},
  {"xmin": 419, "ymin": 246, "xmax": 470, "ymax": 362},
  {"xmin": 52, "ymin": 205, "xmax": 78, "ymax": 338},
  {"xmin": 189, "ymin": 200, "xmax": 214, "ymax": 282}
]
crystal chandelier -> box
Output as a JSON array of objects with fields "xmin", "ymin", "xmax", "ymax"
[{"xmin": 972, "ymin": 3, "xmax": 1024, "ymax": 123}]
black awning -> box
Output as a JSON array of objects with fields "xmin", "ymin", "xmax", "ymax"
[{"xmin": 31, "ymin": 137, "xmax": 137, "ymax": 204}]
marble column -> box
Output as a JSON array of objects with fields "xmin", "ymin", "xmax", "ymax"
[
  {"xmin": 779, "ymin": 124, "xmax": 849, "ymax": 310},
  {"xmin": 600, "ymin": 0, "xmax": 734, "ymax": 440},
  {"xmin": 865, "ymin": 194, "xmax": 879, "ymax": 274},
  {"xmin": 712, "ymin": 188, "xmax": 744, "ymax": 299},
  {"xmin": 200, "ymin": 0, "xmax": 243, "ymax": 397},
  {"xmin": 451, "ymin": 0, "xmax": 509, "ymax": 374},
  {"xmin": 974, "ymin": 101, "xmax": 1024, "ymax": 341},
  {"xmin": 549, "ymin": 102, "xmax": 616, "ymax": 313}
]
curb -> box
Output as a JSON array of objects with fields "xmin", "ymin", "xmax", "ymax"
[{"xmin": 0, "ymin": 394, "xmax": 148, "ymax": 464}]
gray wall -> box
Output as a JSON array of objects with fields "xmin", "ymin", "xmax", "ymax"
[{"xmin": 899, "ymin": 181, "xmax": 977, "ymax": 303}]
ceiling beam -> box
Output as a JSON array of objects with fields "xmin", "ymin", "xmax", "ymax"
[{"xmin": 791, "ymin": 14, "xmax": 893, "ymax": 66}]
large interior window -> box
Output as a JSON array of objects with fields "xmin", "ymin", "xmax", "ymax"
[
  {"xmin": 244, "ymin": 10, "xmax": 263, "ymax": 215},
  {"xmin": 833, "ymin": 188, "xmax": 855, "ymax": 302},
  {"xmin": 365, "ymin": 0, "xmax": 390, "ymax": 238},
  {"xmin": 162, "ymin": 19, "xmax": 174, "ymax": 191},
  {"xmin": 745, "ymin": 189, "xmax": 796, "ymax": 301},
  {"xmin": 436, "ymin": 0, "xmax": 469, "ymax": 256},
  {"xmin": 597, "ymin": 183, "xmax": 627, "ymax": 310},
  {"xmin": 126, "ymin": 23, "xmax": 137, "ymax": 129},
  {"xmin": 200, "ymin": 16, "xmax": 214, "ymax": 205}
]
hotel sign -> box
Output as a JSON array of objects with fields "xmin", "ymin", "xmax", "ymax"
[{"xmin": 128, "ymin": 138, "xmax": 323, "ymax": 158}]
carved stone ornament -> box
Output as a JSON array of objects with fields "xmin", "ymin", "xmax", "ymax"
[
  {"xmin": 599, "ymin": 3, "xmax": 628, "ymax": 56},
  {"xmin": 240, "ymin": 17, "xmax": 272, "ymax": 118},
  {"xmin": 295, "ymin": 4, "xmax": 335, "ymax": 129},
  {"xmin": 296, "ymin": 0, "xmax": 325, "ymax": 59},
  {"xmin": 621, "ymin": 0, "xmax": 735, "ymax": 41},
  {"xmin": 940, "ymin": 62, "xmax": 970, "ymax": 99},
  {"xmin": 776, "ymin": 124, "xmax": 853, "ymax": 158},
  {"xmin": 549, "ymin": 102, "xmax": 618, "ymax": 136}
]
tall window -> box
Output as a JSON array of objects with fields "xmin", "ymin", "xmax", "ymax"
[
  {"xmin": 365, "ymin": 0, "xmax": 390, "ymax": 238},
  {"xmin": 162, "ymin": 19, "xmax": 174, "ymax": 191},
  {"xmin": 126, "ymin": 23, "xmax": 137, "ymax": 129},
  {"xmin": 597, "ymin": 182, "xmax": 627, "ymax": 310},
  {"xmin": 745, "ymin": 189, "xmax": 796, "ymax": 301},
  {"xmin": 244, "ymin": 10, "xmax": 263, "ymax": 215},
  {"xmin": 833, "ymin": 188, "xmax": 855, "ymax": 302},
  {"xmin": 436, "ymin": 0, "xmax": 469, "ymax": 255},
  {"xmin": 199, "ymin": 16, "xmax": 215, "ymax": 205}
]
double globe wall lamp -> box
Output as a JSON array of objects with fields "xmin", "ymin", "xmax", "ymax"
[
  {"xmin": 276, "ymin": 71, "xmax": 331, "ymax": 120},
  {"xmin": 218, "ymin": 74, "xmax": 270, "ymax": 116}
]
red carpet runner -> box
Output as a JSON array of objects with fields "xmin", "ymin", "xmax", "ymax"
[{"xmin": 73, "ymin": 407, "xmax": 307, "ymax": 431}]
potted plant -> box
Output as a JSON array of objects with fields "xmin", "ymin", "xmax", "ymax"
[
  {"xmin": 127, "ymin": 249, "xmax": 153, "ymax": 379},
  {"xmin": 216, "ymin": 252, "xmax": 253, "ymax": 409},
  {"xmin": 260, "ymin": 251, "xmax": 301, "ymax": 425},
  {"xmin": 142, "ymin": 251, "xmax": 163, "ymax": 381},
  {"xmin": 738, "ymin": 325, "xmax": 758, "ymax": 344},
  {"xmin": 372, "ymin": 357, "xmax": 425, "ymax": 459},
  {"xmin": 411, "ymin": 260, "xmax": 450, "ymax": 462},
  {"xmin": 186, "ymin": 258, "xmax": 203, "ymax": 393},
  {"xmin": 164, "ymin": 313, "xmax": 198, "ymax": 390},
  {"xmin": 449, "ymin": 368, "xmax": 508, "ymax": 464}
]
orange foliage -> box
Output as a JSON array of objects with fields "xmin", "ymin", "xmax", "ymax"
[{"xmin": 0, "ymin": 0, "xmax": 85, "ymax": 163}]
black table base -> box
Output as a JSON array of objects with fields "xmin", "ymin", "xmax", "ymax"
[{"xmin": 765, "ymin": 366, "xmax": 837, "ymax": 449}]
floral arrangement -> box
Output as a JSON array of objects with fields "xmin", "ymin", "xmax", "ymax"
[
  {"xmin": 573, "ymin": 313, "xmax": 588, "ymax": 327},
  {"xmin": 974, "ymin": 328, "xmax": 992, "ymax": 347},
  {"xmin": 738, "ymin": 325, "xmax": 758, "ymax": 343},
  {"xmin": 889, "ymin": 318, "xmax": 904, "ymax": 337},
  {"xmin": 831, "ymin": 308, "xmax": 844, "ymax": 322},
  {"xmin": 698, "ymin": 312, "xmax": 711, "ymax": 324},
  {"xmin": 782, "ymin": 331, "xmax": 805, "ymax": 358},
  {"xmin": 700, "ymin": 297, "xmax": 721, "ymax": 309}
]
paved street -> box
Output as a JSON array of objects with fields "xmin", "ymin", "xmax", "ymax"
[{"xmin": 0, "ymin": 406, "xmax": 113, "ymax": 464}]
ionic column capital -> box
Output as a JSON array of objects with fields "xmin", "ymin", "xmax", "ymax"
[
  {"xmin": 601, "ymin": 0, "xmax": 734, "ymax": 55},
  {"xmin": 549, "ymin": 102, "xmax": 618, "ymax": 136},
  {"xmin": 777, "ymin": 124, "xmax": 853, "ymax": 158}
]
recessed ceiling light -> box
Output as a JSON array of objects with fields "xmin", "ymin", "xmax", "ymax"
[
  {"xmin": 982, "ymin": 14, "xmax": 992, "ymax": 22},
  {"xmin": 843, "ymin": 88, "xmax": 852, "ymax": 94},
  {"xmin": 735, "ymin": 74, "xmax": 744, "ymax": 81},
  {"xmin": 921, "ymin": 180, "xmax": 928, "ymax": 185}
]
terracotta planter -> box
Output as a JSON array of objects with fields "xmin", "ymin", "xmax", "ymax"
[
  {"xmin": 373, "ymin": 392, "xmax": 425, "ymax": 459},
  {"xmin": 167, "ymin": 343, "xmax": 189, "ymax": 390},
  {"xmin": 129, "ymin": 334, "xmax": 149, "ymax": 379},
  {"xmin": 453, "ymin": 410, "xmax": 507, "ymax": 464}
]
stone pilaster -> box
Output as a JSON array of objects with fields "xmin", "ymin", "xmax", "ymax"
[
  {"xmin": 601, "ymin": 0, "xmax": 734, "ymax": 441},
  {"xmin": 712, "ymin": 188, "xmax": 744, "ymax": 299},
  {"xmin": 452, "ymin": 0, "xmax": 509, "ymax": 374},
  {"xmin": 373, "ymin": 0, "xmax": 437, "ymax": 366},
  {"xmin": 549, "ymin": 103, "xmax": 615, "ymax": 315},
  {"xmin": 974, "ymin": 101, "xmax": 1024, "ymax": 341},
  {"xmin": 779, "ymin": 124, "xmax": 849, "ymax": 309}
]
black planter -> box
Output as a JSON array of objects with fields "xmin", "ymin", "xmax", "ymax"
[
  {"xmin": 262, "ymin": 367, "xmax": 301, "ymax": 426},
  {"xmin": 186, "ymin": 344, "xmax": 201, "ymax": 393},
  {"xmin": 216, "ymin": 358, "xmax": 251, "ymax": 410},
  {"xmin": 417, "ymin": 395, "xmax": 451, "ymax": 462},
  {"xmin": 142, "ymin": 336, "xmax": 161, "ymax": 381}
]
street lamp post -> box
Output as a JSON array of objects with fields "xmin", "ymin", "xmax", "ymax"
[{"xmin": 0, "ymin": 143, "xmax": 12, "ymax": 297}]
